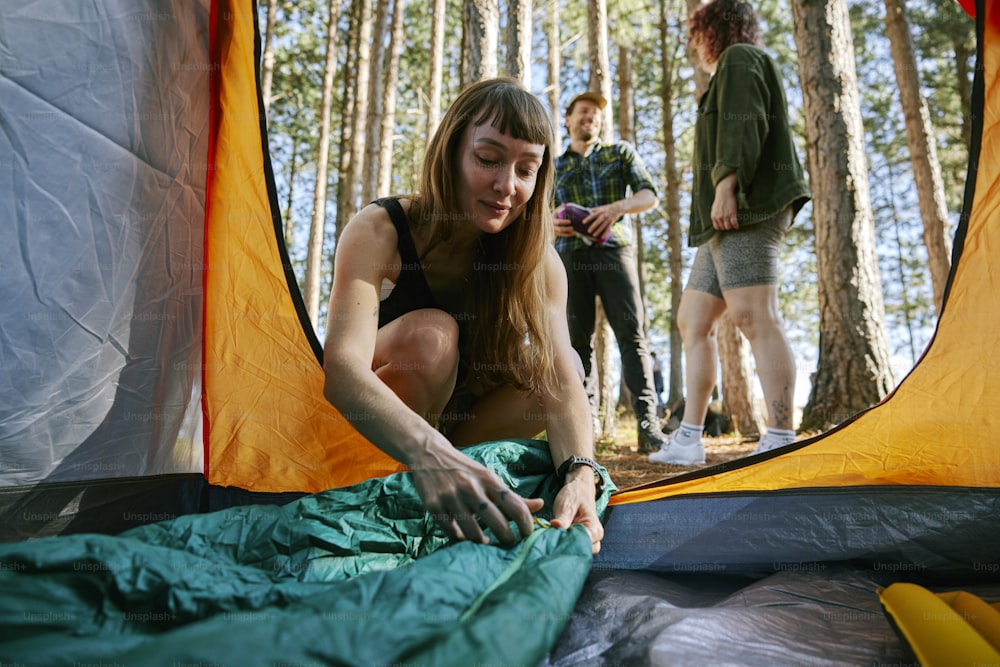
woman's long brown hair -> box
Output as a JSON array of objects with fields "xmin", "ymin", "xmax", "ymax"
[{"xmin": 409, "ymin": 77, "xmax": 560, "ymax": 399}]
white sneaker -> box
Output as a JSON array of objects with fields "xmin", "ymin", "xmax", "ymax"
[
  {"xmin": 752, "ymin": 435, "xmax": 796, "ymax": 455},
  {"xmin": 648, "ymin": 434, "xmax": 706, "ymax": 465}
]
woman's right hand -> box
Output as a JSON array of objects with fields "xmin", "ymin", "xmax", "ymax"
[{"xmin": 408, "ymin": 443, "xmax": 544, "ymax": 546}]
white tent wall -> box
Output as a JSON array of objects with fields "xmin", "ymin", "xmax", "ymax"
[{"xmin": 0, "ymin": 1, "xmax": 211, "ymax": 489}]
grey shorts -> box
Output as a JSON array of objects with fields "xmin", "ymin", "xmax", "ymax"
[{"xmin": 686, "ymin": 208, "xmax": 793, "ymax": 298}]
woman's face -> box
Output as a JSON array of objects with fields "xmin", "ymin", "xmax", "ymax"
[{"xmin": 456, "ymin": 120, "xmax": 545, "ymax": 235}]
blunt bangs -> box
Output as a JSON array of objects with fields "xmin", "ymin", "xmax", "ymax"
[{"xmin": 471, "ymin": 85, "xmax": 553, "ymax": 149}]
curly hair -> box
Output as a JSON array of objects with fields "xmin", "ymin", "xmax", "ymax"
[
  {"xmin": 410, "ymin": 77, "xmax": 559, "ymax": 398},
  {"xmin": 689, "ymin": 0, "xmax": 761, "ymax": 65}
]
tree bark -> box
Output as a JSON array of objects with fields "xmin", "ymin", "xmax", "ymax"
[
  {"xmin": 362, "ymin": 0, "xmax": 391, "ymax": 204},
  {"xmin": 260, "ymin": 0, "xmax": 278, "ymax": 118},
  {"xmin": 618, "ymin": 44, "xmax": 639, "ymax": 411},
  {"xmin": 304, "ymin": 0, "xmax": 344, "ymax": 329},
  {"xmin": 718, "ymin": 313, "xmax": 765, "ymax": 437},
  {"xmin": 378, "ymin": 0, "xmax": 405, "ymax": 198},
  {"xmin": 546, "ymin": 0, "xmax": 561, "ymax": 147},
  {"xmin": 346, "ymin": 0, "xmax": 373, "ymax": 216},
  {"xmin": 587, "ymin": 0, "xmax": 613, "ymax": 143},
  {"xmin": 954, "ymin": 36, "xmax": 973, "ymax": 150},
  {"xmin": 586, "ymin": 0, "xmax": 616, "ymax": 434},
  {"xmin": 792, "ymin": 0, "xmax": 894, "ymax": 431},
  {"xmin": 595, "ymin": 300, "xmax": 617, "ymax": 439},
  {"xmin": 334, "ymin": 4, "xmax": 359, "ymax": 241},
  {"xmin": 505, "ymin": 0, "xmax": 532, "ymax": 87},
  {"xmin": 426, "ymin": 0, "xmax": 446, "ymax": 146},
  {"xmin": 462, "ymin": 0, "xmax": 499, "ymax": 86},
  {"xmin": 283, "ymin": 123, "xmax": 300, "ymax": 253},
  {"xmin": 661, "ymin": 0, "xmax": 684, "ymax": 405},
  {"xmin": 884, "ymin": 0, "xmax": 952, "ymax": 313},
  {"xmin": 618, "ymin": 45, "xmax": 634, "ymax": 144}
]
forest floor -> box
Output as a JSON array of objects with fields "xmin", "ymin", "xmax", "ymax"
[{"xmin": 593, "ymin": 415, "xmax": 763, "ymax": 491}]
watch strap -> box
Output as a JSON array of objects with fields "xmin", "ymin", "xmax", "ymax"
[{"xmin": 556, "ymin": 455, "xmax": 606, "ymax": 499}]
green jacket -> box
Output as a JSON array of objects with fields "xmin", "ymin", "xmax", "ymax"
[{"xmin": 690, "ymin": 44, "xmax": 811, "ymax": 247}]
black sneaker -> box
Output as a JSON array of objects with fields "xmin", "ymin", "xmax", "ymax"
[{"xmin": 637, "ymin": 419, "xmax": 668, "ymax": 453}]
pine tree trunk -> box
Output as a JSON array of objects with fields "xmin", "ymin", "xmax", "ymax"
[
  {"xmin": 792, "ymin": 0, "xmax": 894, "ymax": 431},
  {"xmin": 426, "ymin": 0, "xmax": 445, "ymax": 146},
  {"xmin": 595, "ymin": 300, "xmax": 617, "ymax": 439},
  {"xmin": 718, "ymin": 314, "xmax": 765, "ymax": 437},
  {"xmin": 362, "ymin": 0, "xmax": 391, "ymax": 204},
  {"xmin": 661, "ymin": 0, "xmax": 684, "ymax": 405},
  {"xmin": 586, "ymin": 0, "xmax": 616, "ymax": 433},
  {"xmin": 462, "ymin": 0, "xmax": 499, "ymax": 85},
  {"xmin": 618, "ymin": 45, "xmax": 638, "ymax": 411},
  {"xmin": 378, "ymin": 0, "xmax": 404, "ymax": 198},
  {"xmin": 505, "ymin": 0, "xmax": 531, "ymax": 87},
  {"xmin": 955, "ymin": 37, "xmax": 973, "ymax": 150},
  {"xmin": 335, "ymin": 2, "xmax": 360, "ymax": 241},
  {"xmin": 346, "ymin": 0, "xmax": 373, "ymax": 216},
  {"xmin": 304, "ymin": 0, "xmax": 343, "ymax": 329},
  {"xmin": 884, "ymin": 0, "xmax": 952, "ymax": 314},
  {"xmin": 546, "ymin": 0, "xmax": 561, "ymax": 147},
  {"xmin": 260, "ymin": 0, "xmax": 278, "ymax": 118},
  {"xmin": 283, "ymin": 128, "xmax": 300, "ymax": 253},
  {"xmin": 618, "ymin": 45, "xmax": 634, "ymax": 144},
  {"xmin": 587, "ymin": 0, "xmax": 613, "ymax": 143}
]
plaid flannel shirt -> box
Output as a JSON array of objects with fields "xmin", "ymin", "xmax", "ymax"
[{"xmin": 553, "ymin": 141, "xmax": 658, "ymax": 252}]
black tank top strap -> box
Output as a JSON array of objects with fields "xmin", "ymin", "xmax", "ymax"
[
  {"xmin": 372, "ymin": 197, "xmax": 437, "ymax": 328},
  {"xmin": 374, "ymin": 197, "xmax": 421, "ymax": 271}
]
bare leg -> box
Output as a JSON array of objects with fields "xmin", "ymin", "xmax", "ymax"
[
  {"xmin": 676, "ymin": 289, "xmax": 728, "ymax": 426},
  {"xmin": 722, "ymin": 284, "xmax": 796, "ymax": 430},
  {"xmin": 448, "ymin": 349, "xmax": 587, "ymax": 448},
  {"xmin": 373, "ymin": 308, "xmax": 460, "ymax": 422}
]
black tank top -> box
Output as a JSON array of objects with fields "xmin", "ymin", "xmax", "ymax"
[{"xmin": 374, "ymin": 197, "xmax": 438, "ymax": 328}]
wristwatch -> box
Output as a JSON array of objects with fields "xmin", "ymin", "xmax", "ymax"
[{"xmin": 556, "ymin": 455, "xmax": 606, "ymax": 499}]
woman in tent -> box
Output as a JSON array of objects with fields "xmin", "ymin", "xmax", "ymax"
[{"xmin": 322, "ymin": 77, "xmax": 604, "ymax": 554}]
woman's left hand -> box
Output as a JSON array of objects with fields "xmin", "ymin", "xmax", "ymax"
[{"xmin": 549, "ymin": 471, "xmax": 604, "ymax": 554}]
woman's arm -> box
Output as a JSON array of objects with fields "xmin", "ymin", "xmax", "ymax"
[
  {"xmin": 323, "ymin": 204, "xmax": 541, "ymax": 545},
  {"xmin": 536, "ymin": 246, "xmax": 605, "ymax": 554}
]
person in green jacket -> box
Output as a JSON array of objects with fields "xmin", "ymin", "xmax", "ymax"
[{"xmin": 649, "ymin": 0, "xmax": 811, "ymax": 466}]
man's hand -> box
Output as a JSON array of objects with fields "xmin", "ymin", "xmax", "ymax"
[
  {"xmin": 553, "ymin": 204, "xmax": 576, "ymax": 237},
  {"xmin": 582, "ymin": 202, "xmax": 621, "ymax": 242}
]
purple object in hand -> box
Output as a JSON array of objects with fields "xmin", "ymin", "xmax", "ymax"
[{"xmin": 557, "ymin": 203, "xmax": 611, "ymax": 245}]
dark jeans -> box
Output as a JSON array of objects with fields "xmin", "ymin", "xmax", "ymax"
[{"xmin": 559, "ymin": 244, "xmax": 659, "ymax": 426}]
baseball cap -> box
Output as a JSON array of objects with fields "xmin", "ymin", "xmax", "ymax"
[{"xmin": 567, "ymin": 91, "xmax": 608, "ymax": 113}]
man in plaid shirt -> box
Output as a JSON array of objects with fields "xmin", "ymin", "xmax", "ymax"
[{"xmin": 554, "ymin": 91, "xmax": 668, "ymax": 453}]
